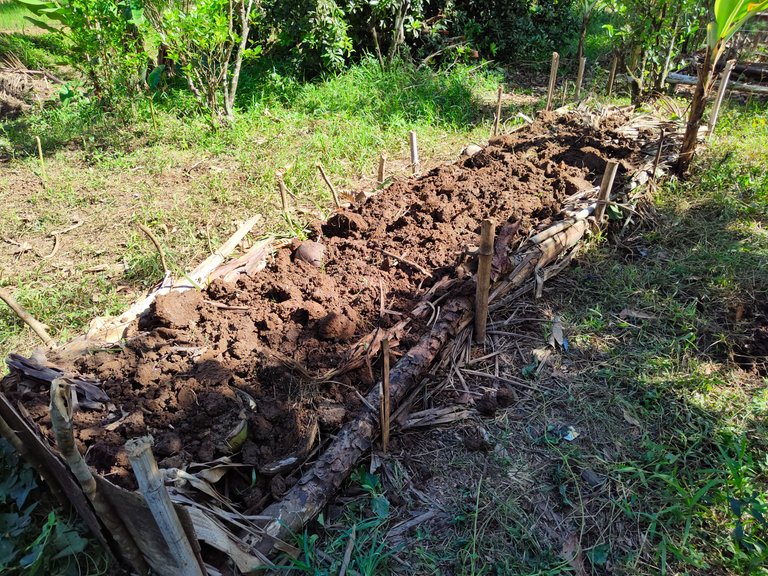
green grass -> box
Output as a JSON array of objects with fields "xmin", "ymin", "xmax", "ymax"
[{"xmin": 0, "ymin": 1, "xmax": 29, "ymax": 32}]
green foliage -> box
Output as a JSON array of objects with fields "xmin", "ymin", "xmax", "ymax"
[
  {"xmin": 0, "ymin": 439, "xmax": 102, "ymax": 575},
  {"xmin": 12, "ymin": 0, "xmax": 149, "ymax": 96},
  {"xmin": 451, "ymin": 0, "xmax": 579, "ymax": 66}
]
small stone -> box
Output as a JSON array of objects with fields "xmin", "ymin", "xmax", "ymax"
[{"xmin": 294, "ymin": 241, "xmax": 325, "ymax": 267}]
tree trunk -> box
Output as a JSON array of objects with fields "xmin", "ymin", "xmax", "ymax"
[
  {"xmin": 676, "ymin": 46, "xmax": 713, "ymax": 175},
  {"xmin": 577, "ymin": 16, "xmax": 588, "ymax": 65}
]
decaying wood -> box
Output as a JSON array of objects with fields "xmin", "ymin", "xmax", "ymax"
[
  {"xmin": 254, "ymin": 298, "xmax": 473, "ymax": 556},
  {"xmin": 666, "ymin": 72, "xmax": 768, "ymax": 94},
  {"xmin": 125, "ymin": 436, "xmax": 205, "ymax": 576},
  {"xmin": 49, "ymin": 379, "xmax": 149, "ymax": 575},
  {"xmin": 474, "ymin": 219, "xmax": 495, "ymax": 343},
  {"xmin": 0, "ymin": 286, "xmax": 55, "ymax": 347}
]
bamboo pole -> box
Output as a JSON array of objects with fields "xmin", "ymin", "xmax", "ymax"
[
  {"xmin": 492, "ymin": 84, "xmax": 503, "ymax": 137},
  {"xmin": 474, "ymin": 219, "xmax": 495, "ymax": 343},
  {"xmin": 35, "ymin": 136, "xmax": 47, "ymax": 187},
  {"xmin": 377, "ymin": 152, "xmax": 387, "ymax": 184},
  {"xmin": 380, "ymin": 338, "xmax": 391, "ymax": 452},
  {"xmin": 575, "ymin": 57, "xmax": 586, "ymax": 100},
  {"xmin": 0, "ymin": 287, "xmax": 55, "ymax": 347},
  {"xmin": 607, "ymin": 55, "xmax": 618, "ymax": 97},
  {"xmin": 707, "ymin": 59, "xmax": 736, "ymax": 141},
  {"xmin": 316, "ymin": 163, "xmax": 341, "ymax": 208},
  {"xmin": 49, "ymin": 380, "xmax": 149, "ymax": 575},
  {"xmin": 560, "ymin": 79, "xmax": 569, "ymax": 108},
  {"xmin": 409, "ymin": 130, "xmax": 420, "ymax": 175},
  {"xmin": 125, "ymin": 436, "xmax": 204, "ymax": 576},
  {"xmin": 594, "ymin": 161, "xmax": 619, "ymax": 223},
  {"xmin": 546, "ymin": 52, "xmax": 560, "ymax": 111}
]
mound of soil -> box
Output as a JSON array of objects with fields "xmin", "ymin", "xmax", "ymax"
[{"xmin": 2, "ymin": 111, "xmax": 647, "ymax": 504}]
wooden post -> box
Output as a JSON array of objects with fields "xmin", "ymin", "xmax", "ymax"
[
  {"xmin": 276, "ymin": 172, "xmax": 288, "ymax": 212},
  {"xmin": 474, "ymin": 219, "xmax": 495, "ymax": 343},
  {"xmin": 575, "ymin": 57, "xmax": 586, "ymax": 100},
  {"xmin": 125, "ymin": 436, "xmax": 204, "ymax": 576},
  {"xmin": 409, "ymin": 130, "xmax": 419, "ymax": 175},
  {"xmin": 35, "ymin": 136, "xmax": 47, "ymax": 187},
  {"xmin": 492, "ymin": 84, "xmax": 503, "ymax": 137},
  {"xmin": 377, "ymin": 152, "xmax": 386, "ymax": 184},
  {"xmin": 316, "ymin": 163, "xmax": 341, "ymax": 208},
  {"xmin": 651, "ymin": 129, "xmax": 666, "ymax": 182},
  {"xmin": 546, "ymin": 52, "xmax": 560, "ymax": 111},
  {"xmin": 560, "ymin": 79, "xmax": 569, "ymax": 108},
  {"xmin": 594, "ymin": 161, "xmax": 619, "ymax": 223},
  {"xmin": 607, "ymin": 55, "xmax": 618, "ymax": 97},
  {"xmin": 380, "ymin": 338, "xmax": 391, "ymax": 452},
  {"xmin": 707, "ymin": 59, "xmax": 736, "ymax": 141}
]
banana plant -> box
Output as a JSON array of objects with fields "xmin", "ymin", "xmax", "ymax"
[{"xmin": 677, "ymin": 0, "xmax": 768, "ymax": 173}]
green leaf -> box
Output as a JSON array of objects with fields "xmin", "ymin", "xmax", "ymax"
[
  {"xmin": 587, "ymin": 543, "xmax": 610, "ymax": 566},
  {"xmin": 50, "ymin": 523, "xmax": 88, "ymax": 560},
  {"xmin": 148, "ymin": 65, "xmax": 165, "ymax": 90},
  {"xmin": 371, "ymin": 494, "xmax": 390, "ymax": 518}
]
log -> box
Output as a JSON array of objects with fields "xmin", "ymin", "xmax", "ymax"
[
  {"xmin": 254, "ymin": 297, "xmax": 473, "ymax": 556},
  {"xmin": 666, "ymin": 72, "xmax": 768, "ymax": 94}
]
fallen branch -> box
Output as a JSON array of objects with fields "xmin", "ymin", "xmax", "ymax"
[
  {"xmin": 370, "ymin": 246, "xmax": 430, "ymax": 276},
  {"xmin": 0, "ymin": 286, "xmax": 55, "ymax": 347}
]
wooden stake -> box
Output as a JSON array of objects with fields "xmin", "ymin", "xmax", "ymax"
[
  {"xmin": 594, "ymin": 160, "xmax": 619, "ymax": 223},
  {"xmin": 492, "ymin": 84, "xmax": 503, "ymax": 137},
  {"xmin": 607, "ymin": 55, "xmax": 618, "ymax": 97},
  {"xmin": 125, "ymin": 436, "xmax": 204, "ymax": 576},
  {"xmin": 409, "ymin": 130, "xmax": 419, "ymax": 175},
  {"xmin": 474, "ymin": 219, "xmax": 495, "ymax": 343},
  {"xmin": 316, "ymin": 163, "xmax": 340, "ymax": 208},
  {"xmin": 651, "ymin": 129, "xmax": 666, "ymax": 182},
  {"xmin": 50, "ymin": 380, "xmax": 149, "ymax": 575},
  {"xmin": 276, "ymin": 173, "xmax": 288, "ymax": 212},
  {"xmin": 380, "ymin": 338, "xmax": 391, "ymax": 452},
  {"xmin": 377, "ymin": 152, "xmax": 387, "ymax": 184},
  {"xmin": 0, "ymin": 286, "xmax": 55, "ymax": 347},
  {"xmin": 35, "ymin": 136, "xmax": 47, "ymax": 187},
  {"xmin": 546, "ymin": 52, "xmax": 560, "ymax": 111},
  {"xmin": 575, "ymin": 57, "xmax": 586, "ymax": 100},
  {"xmin": 707, "ymin": 59, "xmax": 736, "ymax": 141}
]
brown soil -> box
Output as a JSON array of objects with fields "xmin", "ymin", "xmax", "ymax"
[{"xmin": 2, "ymin": 111, "xmax": 647, "ymax": 506}]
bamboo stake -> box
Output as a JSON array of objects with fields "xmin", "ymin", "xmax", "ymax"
[
  {"xmin": 409, "ymin": 130, "xmax": 420, "ymax": 175},
  {"xmin": 651, "ymin": 129, "xmax": 666, "ymax": 182},
  {"xmin": 377, "ymin": 152, "xmax": 387, "ymax": 184},
  {"xmin": 474, "ymin": 219, "xmax": 495, "ymax": 343},
  {"xmin": 560, "ymin": 80, "xmax": 569, "ymax": 108},
  {"xmin": 380, "ymin": 338, "xmax": 391, "ymax": 452},
  {"xmin": 492, "ymin": 84, "xmax": 503, "ymax": 137},
  {"xmin": 316, "ymin": 163, "xmax": 341, "ymax": 208},
  {"xmin": 607, "ymin": 55, "xmax": 618, "ymax": 97},
  {"xmin": 594, "ymin": 161, "xmax": 619, "ymax": 223},
  {"xmin": 546, "ymin": 52, "xmax": 560, "ymax": 111},
  {"xmin": 575, "ymin": 57, "xmax": 586, "ymax": 100},
  {"xmin": 125, "ymin": 436, "xmax": 204, "ymax": 576},
  {"xmin": 0, "ymin": 286, "xmax": 55, "ymax": 347},
  {"xmin": 50, "ymin": 380, "xmax": 149, "ymax": 575},
  {"xmin": 707, "ymin": 59, "xmax": 736, "ymax": 141},
  {"xmin": 35, "ymin": 136, "xmax": 47, "ymax": 187}
]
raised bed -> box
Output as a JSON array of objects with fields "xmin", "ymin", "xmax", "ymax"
[{"xmin": 0, "ymin": 105, "xmax": 676, "ymax": 574}]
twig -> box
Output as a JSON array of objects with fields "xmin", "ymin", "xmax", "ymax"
[
  {"xmin": 492, "ymin": 84, "xmax": 503, "ymax": 137},
  {"xmin": 276, "ymin": 173, "xmax": 289, "ymax": 212},
  {"xmin": 378, "ymin": 152, "xmax": 387, "ymax": 184},
  {"xmin": 338, "ymin": 525, "xmax": 356, "ymax": 576},
  {"xmin": 316, "ymin": 163, "xmax": 341, "ymax": 208},
  {"xmin": 594, "ymin": 161, "xmax": 619, "ymax": 223},
  {"xmin": 203, "ymin": 299, "xmax": 250, "ymax": 311},
  {"xmin": 371, "ymin": 246, "xmax": 430, "ymax": 276},
  {"xmin": 35, "ymin": 136, "xmax": 47, "ymax": 187},
  {"xmin": 0, "ymin": 286, "xmax": 55, "ymax": 347},
  {"xmin": 137, "ymin": 223, "xmax": 170, "ymax": 276}
]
